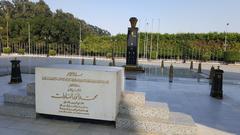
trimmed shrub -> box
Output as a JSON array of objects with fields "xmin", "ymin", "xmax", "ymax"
[
  {"xmin": 150, "ymin": 51, "xmax": 157, "ymax": 59},
  {"xmin": 3, "ymin": 47, "xmax": 11, "ymax": 54},
  {"xmin": 106, "ymin": 53, "xmax": 112, "ymax": 58},
  {"xmin": 48, "ymin": 49, "xmax": 57, "ymax": 56},
  {"xmin": 18, "ymin": 48, "xmax": 25, "ymax": 55},
  {"xmin": 224, "ymin": 51, "xmax": 240, "ymax": 63},
  {"xmin": 201, "ymin": 52, "xmax": 211, "ymax": 62}
]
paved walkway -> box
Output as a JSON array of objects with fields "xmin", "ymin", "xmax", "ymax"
[
  {"xmin": 0, "ymin": 74, "xmax": 239, "ymax": 135},
  {"xmin": 0, "ymin": 56, "xmax": 240, "ymax": 135}
]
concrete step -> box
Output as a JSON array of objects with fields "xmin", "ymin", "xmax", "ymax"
[
  {"xmin": 4, "ymin": 92, "xmax": 35, "ymax": 106},
  {"xmin": 0, "ymin": 103, "xmax": 36, "ymax": 118},
  {"xmin": 120, "ymin": 101, "xmax": 170, "ymax": 120},
  {"xmin": 26, "ymin": 82, "xmax": 35, "ymax": 96},
  {"xmin": 116, "ymin": 112, "xmax": 197, "ymax": 135},
  {"xmin": 122, "ymin": 91, "xmax": 145, "ymax": 106},
  {"xmin": 121, "ymin": 130, "xmax": 164, "ymax": 135}
]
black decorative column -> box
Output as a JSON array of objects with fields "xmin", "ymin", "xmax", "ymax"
[
  {"xmin": 210, "ymin": 66, "xmax": 224, "ymax": 99},
  {"xmin": 9, "ymin": 58, "xmax": 22, "ymax": 84},
  {"xmin": 125, "ymin": 17, "xmax": 144, "ymax": 72},
  {"xmin": 126, "ymin": 17, "xmax": 138, "ymax": 66}
]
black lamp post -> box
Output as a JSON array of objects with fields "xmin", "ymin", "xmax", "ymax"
[{"xmin": 224, "ymin": 23, "xmax": 230, "ymax": 52}]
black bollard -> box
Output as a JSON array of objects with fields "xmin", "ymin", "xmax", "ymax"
[
  {"xmin": 68, "ymin": 59, "xmax": 72, "ymax": 64},
  {"xmin": 9, "ymin": 58, "xmax": 22, "ymax": 84},
  {"xmin": 183, "ymin": 55, "xmax": 186, "ymax": 63},
  {"xmin": 209, "ymin": 66, "xmax": 215, "ymax": 84},
  {"xmin": 198, "ymin": 63, "xmax": 202, "ymax": 73},
  {"xmin": 81, "ymin": 58, "xmax": 84, "ymax": 65},
  {"xmin": 190, "ymin": 61, "xmax": 193, "ymax": 70},
  {"xmin": 210, "ymin": 66, "xmax": 224, "ymax": 99},
  {"xmin": 169, "ymin": 64, "xmax": 173, "ymax": 83},
  {"xmin": 161, "ymin": 60, "xmax": 164, "ymax": 68},
  {"xmin": 112, "ymin": 57, "xmax": 116, "ymax": 66},
  {"xmin": 93, "ymin": 57, "xmax": 96, "ymax": 65}
]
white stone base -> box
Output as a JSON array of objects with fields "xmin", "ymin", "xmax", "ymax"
[
  {"xmin": 121, "ymin": 91, "xmax": 145, "ymax": 105},
  {"xmin": 116, "ymin": 91, "xmax": 197, "ymax": 135},
  {"xmin": 120, "ymin": 101, "xmax": 169, "ymax": 120}
]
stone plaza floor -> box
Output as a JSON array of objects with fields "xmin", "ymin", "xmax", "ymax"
[
  {"xmin": 0, "ymin": 73, "xmax": 240, "ymax": 135},
  {"xmin": 0, "ymin": 56, "xmax": 240, "ymax": 135}
]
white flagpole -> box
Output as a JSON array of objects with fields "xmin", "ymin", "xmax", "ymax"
[
  {"xmin": 28, "ymin": 22, "xmax": 31, "ymax": 55},
  {"xmin": 157, "ymin": 19, "xmax": 160, "ymax": 60}
]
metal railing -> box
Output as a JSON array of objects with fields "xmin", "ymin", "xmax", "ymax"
[{"xmin": 0, "ymin": 42, "xmax": 227, "ymax": 62}]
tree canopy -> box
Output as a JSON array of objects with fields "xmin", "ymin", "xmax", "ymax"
[{"xmin": 0, "ymin": 0, "xmax": 110, "ymax": 45}]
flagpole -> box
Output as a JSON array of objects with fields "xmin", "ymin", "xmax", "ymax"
[
  {"xmin": 156, "ymin": 19, "xmax": 160, "ymax": 60},
  {"xmin": 28, "ymin": 22, "xmax": 31, "ymax": 55},
  {"xmin": 79, "ymin": 22, "xmax": 81, "ymax": 57}
]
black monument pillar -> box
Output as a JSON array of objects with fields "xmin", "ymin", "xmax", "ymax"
[
  {"xmin": 126, "ymin": 17, "xmax": 138, "ymax": 65},
  {"xmin": 210, "ymin": 66, "xmax": 224, "ymax": 99},
  {"xmin": 9, "ymin": 58, "xmax": 22, "ymax": 84},
  {"xmin": 125, "ymin": 17, "xmax": 144, "ymax": 72}
]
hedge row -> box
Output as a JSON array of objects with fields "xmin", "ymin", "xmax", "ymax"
[{"xmin": 224, "ymin": 51, "xmax": 240, "ymax": 63}]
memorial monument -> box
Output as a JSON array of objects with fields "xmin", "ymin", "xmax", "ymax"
[
  {"xmin": 125, "ymin": 17, "xmax": 144, "ymax": 72},
  {"xmin": 35, "ymin": 65, "xmax": 124, "ymax": 121},
  {"xmin": 0, "ymin": 63, "xmax": 197, "ymax": 134}
]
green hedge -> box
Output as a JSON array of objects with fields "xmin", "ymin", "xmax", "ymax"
[
  {"xmin": 106, "ymin": 53, "xmax": 112, "ymax": 58},
  {"xmin": 224, "ymin": 51, "xmax": 240, "ymax": 63},
  {"xmin": 18, "ymin": 49, "xmax": 25, "ymax": 55},
  {"xmin": 201, "ymin": 52, "xmax": 211, "ymax": 62},
  {"xmin": 150, "ymin": 51, "xmax": 157, "ymax": 59},
  {"xmin": 3, "ymin": 47, "xmax": 11, "ymax": 54},
  {"xmin": 48, "ymin": 49, "xmax": 57, "ymax": 56}
]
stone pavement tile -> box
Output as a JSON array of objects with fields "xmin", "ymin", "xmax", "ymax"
[
  {"xmin": 51, "ymin": 126, "xmax": 80, "ymax": 135},
  {"xmin": 10, "ymin": 118, "xmax": 115, "ymax": 135},
  {"xmin": 217, "ymin": 119, "xmax": 240, "ymax": 134},
  {"xmin": 196, "ymin": 124, "xmax": 235, "ymax": 135},
  {"xmin": 0, "ymin": 117, "xmax": 17, "ymax": 128},
  {"xmin": 72, "ymin": 128, "xmax": 112, "ymax": 135},
  {"xmin": 6, "ymin": 119, "xmax": 63, "ymax": 135},
  {"xmin": 79, "ymin": 123, "xmax": 115, "ymax": 132},
  {"xmin": 47, "ymin": 119, "xmax": 81, "ymax": 129},
  {"xmin": 27, "ymin": 131, "xmax": 54, "ymax": 135},
  {"xmin": 0, "ymin": 96, "xmax": 3, "ymax": 103},
  {"xmin": 0, "ymin": 127, "xmax": 30, "ymax": 135},
  {"xmin": 31, "ymin": 118, "xmax": 53, "ymax": 126},
  {"xmin": 71, "ymin": 128, "xmax": 99, "ymax": 135}
]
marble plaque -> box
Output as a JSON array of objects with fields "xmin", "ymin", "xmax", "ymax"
[{"xmin": 35, "ymin": 64, "xmax": 124, "ymax": 121}]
